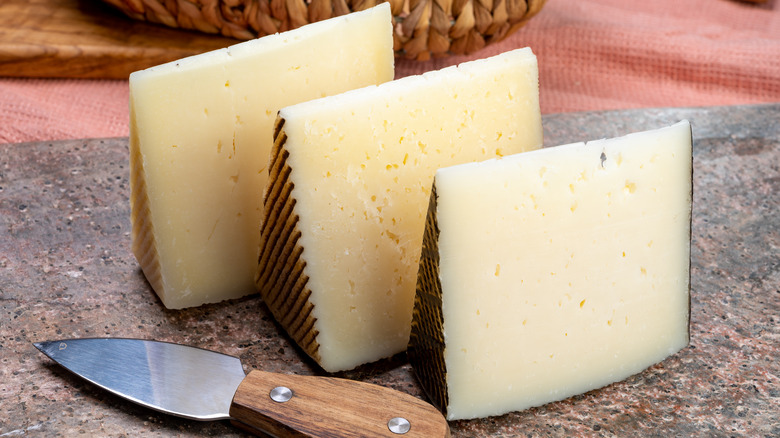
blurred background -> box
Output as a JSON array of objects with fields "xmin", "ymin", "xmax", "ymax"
[{"xmin": 1, "ymin": 0, "xmax": 778, "ymax": 144}]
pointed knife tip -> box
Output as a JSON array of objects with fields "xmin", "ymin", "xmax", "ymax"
[{"xmin": 33, "ymin": 340, "xmax": 54, "ymax": 354}]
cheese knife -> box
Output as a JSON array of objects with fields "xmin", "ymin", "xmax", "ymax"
[{"xmin": 33, "ymin": 338, "xmax": 450, "ymax": 437}]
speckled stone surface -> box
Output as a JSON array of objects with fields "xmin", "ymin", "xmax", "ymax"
[{"xmin": 1, "ymin": 104, "xmax": 778, "ymax": 437}]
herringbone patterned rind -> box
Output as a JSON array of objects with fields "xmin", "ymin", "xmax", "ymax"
[
  {"xmin": 255, "ymin": 116, "xmax": 321, "ymax": 364},
  {"xmin": 129, "ymin": 105, "xmax": 165, "ymax": 300},
  {"xmin": 407, "ymin": 183, "xmax": 449, "ymax": 416}
]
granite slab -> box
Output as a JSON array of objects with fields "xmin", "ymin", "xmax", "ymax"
[{"xmin": 1, "ymin": 104, "xmax": 778, "ymax": 437}]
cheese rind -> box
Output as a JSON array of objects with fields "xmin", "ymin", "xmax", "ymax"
[
  {"xmin": 258, "ymin": 48, "xmax": 543, "ymax": 372},
  {"xmin": 409, "ymin": 121, "xmax": 692, "ymax": 420},
  {"xmin": 129, "ymin": 4, "xmax": 394, "ymax": 309}
]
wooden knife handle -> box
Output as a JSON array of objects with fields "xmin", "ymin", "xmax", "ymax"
[{"xmin": 229, "ymin": 370, "xmax": 450, "ymax": 438}]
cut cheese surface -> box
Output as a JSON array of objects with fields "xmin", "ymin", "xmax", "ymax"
[
  {"xmin": 129, "ymin": 4, "xmax": 394, "ymax": 309},
  {"xmin": 409, "ymin": 121, "xmax": 693, "ymax": 420},
  {"xmin": 258, "ymin": 48, "xmax": 542, "ymax": 372}
]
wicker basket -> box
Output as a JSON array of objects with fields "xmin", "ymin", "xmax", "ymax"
[{"xmin": 99, "ymin": 0, "xmax": 545, "ymax": 60}]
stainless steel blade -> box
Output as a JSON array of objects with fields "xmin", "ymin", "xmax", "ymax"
[{"xmin": 34, "ymin": 338, "xmax": 246, "ymax": 421}]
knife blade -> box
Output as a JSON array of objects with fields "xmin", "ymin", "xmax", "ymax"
[{"xmin": 33, "ymin": 338, "xmax": 450, "ymax": 437}]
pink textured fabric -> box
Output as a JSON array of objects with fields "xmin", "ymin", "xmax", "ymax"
[
  {"xmin": 396, "ymin": 0, "xmax": 780, "ymax": 112},
  {"xmin": 1, "ymin": 0, "xmax": 779, "ymax": 144},
  {"xmin": 0, "ymin": 78, "xmax": 129, "ymax": 144}
]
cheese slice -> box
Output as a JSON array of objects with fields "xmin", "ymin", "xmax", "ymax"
[
  {"xmin": 257, "ymin": 48, "xmax": 542, "ymax": 372},
  {"xmin": 129, "ymin": 4, "xmax": 394, "ymax": 309},
  {"xmin": 409, "ymin": 121, "xmax": 693, "ymax": 420}
]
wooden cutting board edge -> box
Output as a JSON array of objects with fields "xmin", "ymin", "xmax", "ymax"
[{"xmin": 0, "ymin": 0, "xmax": 241, "ymax": 79}]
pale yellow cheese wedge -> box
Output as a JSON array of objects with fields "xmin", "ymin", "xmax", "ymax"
[
  {"xmin": 129, "ymin": 4, "xmax": 394, "ymax": 309},
  {"xmin": 257, "ymin": 48, "xmax": 543, "ymax": 372},
  {"xmin": 409, "ymin": 121, "xmax": 693, "ymax": 420}
]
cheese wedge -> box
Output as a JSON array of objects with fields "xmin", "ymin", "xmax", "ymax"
[
  {"xmin": 408, "ymin": 121, "xmax": 693, "ymax": 420},
  {"xmin": 129, "ymin": 4, "xmax": 394, "ymax": 309},
  {"xmin": 257, "ymin": 48, "xmax": 543, "ymax": 372}
]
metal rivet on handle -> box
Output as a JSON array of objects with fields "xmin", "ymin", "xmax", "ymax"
[
  {"xmin": 387, "ymin": 417, "xmax": 411, "ymax": 434},
  {"xmin": 269, "ymin": 386, "xmax": 293, "ymax": 403}
]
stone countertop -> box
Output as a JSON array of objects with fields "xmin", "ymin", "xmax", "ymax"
[{"xmin": 1, "ymin": 104, "xmax": 778, "ymax": 437}]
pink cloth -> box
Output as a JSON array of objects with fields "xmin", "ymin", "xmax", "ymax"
[{"xmin": 2, "ymin": 0, "xmax": 779, "ymax": 144}]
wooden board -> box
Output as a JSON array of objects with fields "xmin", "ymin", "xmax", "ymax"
[{"xmin": 0, "ymin": 0, "xmax": 240, "ymax": 79}]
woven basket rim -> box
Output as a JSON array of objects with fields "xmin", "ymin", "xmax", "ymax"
[{"xmin": 100, "ymin": 0, "xmax": 546, "ymax": 60}]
